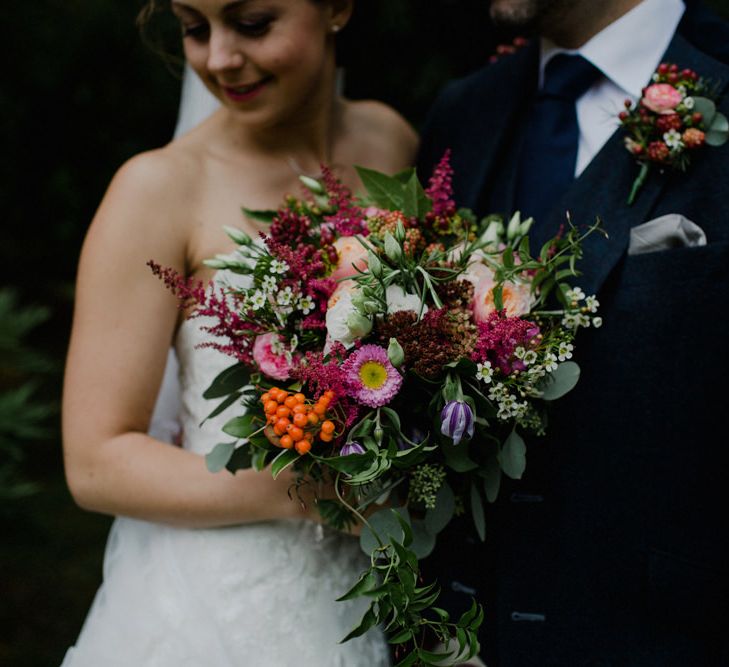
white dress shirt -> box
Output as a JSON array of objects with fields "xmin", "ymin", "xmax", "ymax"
[{"xmin": 540, "ymin": 0, "xmax": 685, "ymax": 176}]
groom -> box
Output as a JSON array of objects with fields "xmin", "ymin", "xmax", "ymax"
[{"xmin": 418, "ymin": 0, "xmax": 729, "ymax": 664}]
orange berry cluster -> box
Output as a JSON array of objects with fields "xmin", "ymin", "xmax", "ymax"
[{"xmin": 261, "ymin": 387, "xmax": 337, "ymax": 455}]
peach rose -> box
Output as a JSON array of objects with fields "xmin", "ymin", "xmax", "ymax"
[
  {"xmin": 641, "ymin": 84, "xmax": 683, "ymax": 114},
  {"xmin": 466, "ymin": 262, "xmax": 534, "ymax": 323},
  {"xmin": 330, "ymin": 235, "xmax": 368, "ymax": 283}
]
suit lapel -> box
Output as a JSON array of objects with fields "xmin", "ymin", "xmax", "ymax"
[{"xmin": 550, "ymin": 33, "xmax": 729, "ymax": 297}]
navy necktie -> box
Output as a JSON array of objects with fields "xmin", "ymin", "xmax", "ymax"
[{"xmin": 514, "ymin": 53, "xmax": 602, "ymax": 250}]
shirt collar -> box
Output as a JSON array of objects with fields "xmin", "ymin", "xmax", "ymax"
[{"xmin": 540, "ymin": 0, "xmax": 685, "ymax": 98}]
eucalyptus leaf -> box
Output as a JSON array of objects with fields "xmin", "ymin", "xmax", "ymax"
[
  {"xmin": 481, "ymin": 454, "xmax": 502, "ymax": 503},
  {"xmin": 691, "ymin": 97, "xmax": 717, "ymax": 126},
  {"xmin": 498, "ymin": 430, "xmax": 527, "ymax": 480},
  {"xmin": 424, "ymin": 482, "xmax": 456, "ymax": 534},
  {"xmin": 203, "ymin": 363, "xmax": 251, "ymax": 399},
  {"xmin": 706, "ymin": 111, "xmax": 729, "ymax": 146},
  {"xmin": 205, "ymin": 441, "xmax": 236, "ymax": 473},
  {"xmin": 360, "ymin": 507, "xmax": 409, "ymax": 555},
  {"xmin": 540, "ymin": 361, "xmax": 581, "ymax": 400},
  {"xmin": 470, "ymin": 484, "xmax": 486, "ymax": 541},
  {"xmin": 442, "ymin": 437, "xmax": 479, "ymax": 472},
  {"xmin": 410, "ymin": 519, "xmax": 437, "ymax": 559}
]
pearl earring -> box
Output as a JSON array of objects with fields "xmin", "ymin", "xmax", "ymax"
[{"xmin": 330, "ymin": 24, "xmax": 341, "ymax": 33}]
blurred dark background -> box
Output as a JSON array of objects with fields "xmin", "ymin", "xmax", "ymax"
[{"xmin": 1, "ymin": 1, "xmax": 728, "ymax": 664}]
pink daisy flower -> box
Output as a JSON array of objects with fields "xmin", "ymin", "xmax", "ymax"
[{"xmin": 342, "ymin": 344, "xmax": 403, "ymax": 408}]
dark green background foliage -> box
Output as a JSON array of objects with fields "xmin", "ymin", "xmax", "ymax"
[{"xmin": 2, "ymin": 1, "xmax": 727, "ymax": 664}]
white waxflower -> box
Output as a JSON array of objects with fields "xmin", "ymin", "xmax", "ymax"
[
  {"xmin": 476, "ymin": 361, "xmax": 494, "ymax": 384},
  {"xmin": 557, "ymin": 342, "xmax": 574, "ymax": 361},
  {"xmin": 528, "ymin": 364, "xmax": 546, "ymax": 379},
  {"xmin": 270, "ymin": 259, "xmax": 289, "ymax": 275},
  {"xmin": 261, "ymin": 275, "xmax": 277, "ymax": 293},
  {"xmin": 565, "ymin": 287, "xmax": 585, "ymax": 302},
  {"xmin": 677, "ymin": 84, "xmax": 687, "ymax": 97},
  {"xmin": 577, "ymin": 313, "xmax": 591, "ymax": 328},
  {"xmin": 663, "ymin": 129, "xmax": 683, "ymax": 150},
  {"xmin": 298, "ymin": 294, "xmax": 315, "ymax": 315},
  {"xmin": 683, "ymin": 95, "xmax": 694, "ymax": 109},
  {"xmin": 523, "ymin": 350, "xmax": 538, "ymax": 366},
  {"xmin": 276, "ymin": 286, "xmax": 295, "ymax": 307},
  {"xmin": 585, "ymin": 295, "xmax": 599, "ymax": 313},
  {"xmin": 652, "ymin": 73, "xmax": 660, "ymax": 82},
  {"xmin": 249, "ymin": 290, "xmax": 266, "ymax": 310},
  {"xmin": 592, "ymin": 316, "xmax": 603, "ymax": 328},
  {"xmin": 488, "ymin": 382, "xmax": 507, "ymax": 402},
  {"xmin": 514, "ymin": 346, "xmax": 526, "ymax": 360},
  {"xmin": 544, "ymin": 353, "xmax": 559, "ymax": 372},
  {"xmin": 562, "ymin": 312, "xmax": 581, "ymax": 329}
]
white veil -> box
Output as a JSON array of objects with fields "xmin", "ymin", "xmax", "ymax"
[{"xmin": 148, "ymin": 65, "xmax": 220, "ymax": 444}]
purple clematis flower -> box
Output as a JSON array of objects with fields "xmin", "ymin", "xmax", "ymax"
[
  {"xmin": 440, "ymin": 400, "xmax": 474, "ymax": 445},
  {"xmin": 340, "ymin": 442, "xmax": 366, "ymax": 456}
]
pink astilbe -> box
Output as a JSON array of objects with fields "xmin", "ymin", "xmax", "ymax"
[
  {"xmin": 321, "ymin": 164, "xmax": 367, "ymax": 237},
  {"xmin": 471, "ymin": 311, "xmax": 540, "ymax": 375},
  {"xmin": 147, "ymin": 261, "xmax": 263, "ymax": 366},
  {"xmin": 263, "ymin": 236, "xmax": 328, "ymax": 283},
  {"xmin": 269, "ymin": 209, "xmax": 313, "ymax": 246},
  {"xmin": 425, "ymin": 149, "xmax": 457, "ymax": 220},
  {"xmin": 302, "ymin": 278, "xmax": 338, "ymax": 330}
]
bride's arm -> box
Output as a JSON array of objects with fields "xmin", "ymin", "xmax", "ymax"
[{"xmin": 62, "ymin": 152, "xmax": 311, "ymax": 528}]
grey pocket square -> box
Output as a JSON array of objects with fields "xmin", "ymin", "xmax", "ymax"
[{"xmin": 628, "ymin": 214, "xmax": 707, "ymax": 256}]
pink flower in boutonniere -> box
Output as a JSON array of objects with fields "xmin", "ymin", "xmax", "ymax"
[
  {"xmin": 619, "ymin": 62, "xmax": 729, "ymax": 205},
  {"xmin": 641, "ymin": 83, "xmax": 683, "ymax": 114}
]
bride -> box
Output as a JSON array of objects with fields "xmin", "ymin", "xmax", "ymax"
[{"xmin": 61, "ymin": 0, "xmax": 417, "ymax": 664}]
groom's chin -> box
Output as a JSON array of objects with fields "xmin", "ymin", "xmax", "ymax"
[{"xmin": 488, "ymin": 0, "xmax": 561, "ymax": 31}]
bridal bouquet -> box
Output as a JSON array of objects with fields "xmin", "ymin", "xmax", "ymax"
[{"xmin": 151, "ymin": 153, "xmax": 602, "ymax": 666}]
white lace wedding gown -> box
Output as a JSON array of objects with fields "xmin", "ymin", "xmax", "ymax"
[{"xmin": 61, "ymin": 313, "xmax": 390, "ymax": 666}]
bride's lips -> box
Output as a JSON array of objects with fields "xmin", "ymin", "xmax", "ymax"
[{"xmin": 221, "ymin": 76, "xmax": 273, "ymax": 103}]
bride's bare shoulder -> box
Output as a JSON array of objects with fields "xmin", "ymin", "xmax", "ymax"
[{"xmin": 344, "ymin": 99, "xmax": 419, "ymax": 171}]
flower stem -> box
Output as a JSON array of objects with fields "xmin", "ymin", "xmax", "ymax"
[{"xmin": 627, "ymin": 162, "xmax": 650, "ymax": 205}]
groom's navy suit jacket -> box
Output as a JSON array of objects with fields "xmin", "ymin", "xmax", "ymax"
[{"xmin": 418, "ymin": 4, "xmax": 729, "ymax": 666}]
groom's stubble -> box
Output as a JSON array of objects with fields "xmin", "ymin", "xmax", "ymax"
[{"xmin": 489, "ymin": 0, "xmax": 643, "ymax": 48}]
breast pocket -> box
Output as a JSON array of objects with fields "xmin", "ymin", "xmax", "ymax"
[{"xmin": 618, "ymin": 240, "xmax": 729, "ymax": 292}]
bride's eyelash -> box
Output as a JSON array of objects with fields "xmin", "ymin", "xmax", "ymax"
[
  {"xmin": 234, "ymin": 15, "xmax": 275, "ymax": 37},
  {"xmin": 181, "ymin": 23, "xmax": 209, "ymax": 40}
]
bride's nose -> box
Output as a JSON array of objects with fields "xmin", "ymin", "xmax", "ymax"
[{"xmin": 207, "ymin": 28, "xmax": 245, "ymax": 73}]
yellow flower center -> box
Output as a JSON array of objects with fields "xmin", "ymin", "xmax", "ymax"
[{"xmin": 359, "ymin": 361, "xmax": 388, "ymax": 390}]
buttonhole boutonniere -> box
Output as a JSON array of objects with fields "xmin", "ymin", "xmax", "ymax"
[{"xmin": 619, "ymin": 62, "xmax": 728, "ymax": 205}]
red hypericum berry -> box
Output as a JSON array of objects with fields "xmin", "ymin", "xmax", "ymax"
[
  {"xmin": 656, "ymin": 113, "xmax": 683, "ymax": 133},
  {"xmin": 618, "ymin": 111, "xmax": 629, "ymax": 121},
  {"xmin": 692, "ymin": 112, "xmax": 703, "ymax": 124},
  {"xmin": 657, "ymin": 63, "xmax": 669, "ymax": 74},
  {"xmin": 624, "ymin": 98, "xmax": 633, "ymax": 109},
  {"xmin": 633, "ymin": 144, "xmax": 645, "ymax": 155},
  {"xmin": 680, "ymin": 68, "xmax": 693, "ymax": 79},
  {"xmin": 668, "ymin": 72, "xmax": 679, "ymax": 84},
  {"xmin": 669, "ymin": 64, "xmax": 679, "ymax": 73},
  {"xmin": 647, "ymin": 141, "xmax": 670, "ymax": 162}
]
